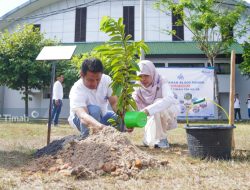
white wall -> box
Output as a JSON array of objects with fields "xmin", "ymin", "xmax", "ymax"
[
  {"xmin": 3, "ymin": 0, "xmax": 181, "ymax": 42},
  {"xmin": 2, "ymin": 87, "xmax": 70, "ymax": 119},
  {"xmin": 3, "ymin": 0, "xmax": 249, "ymax": 43},
  {"xmin": 217, "ymin": 75, "xmax": 230, "ymax": 93}
]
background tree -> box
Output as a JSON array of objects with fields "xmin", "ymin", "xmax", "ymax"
[
  {"xmin": 54, "ymin": 60, "xmax": 79, "ymax": 98},
  {"xmin": 70, "ymin": 51, "xmax": 108, "ymax": 74},
  {"xmin": 155, "ymin": 0, "xmax": 246, "ymax": 117},
  {"xmin": 239, "ymin": 38, "xmax": 250, "ymax": 76},
  {"xmin": 239, "ymin": 15, "xmax": 250, "ymax": 76},
  {"xmin": 0, "ymin": 25, "xmax": 76, "ymax": 116}
]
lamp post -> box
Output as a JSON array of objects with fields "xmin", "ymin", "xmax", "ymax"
[
  {"xmin": 36, "ymin": 46, "xmax": 76, "ymax": 145},
  {"xmin": 140, "ymin": 0, "xmax": 145, "ymax": 60}
]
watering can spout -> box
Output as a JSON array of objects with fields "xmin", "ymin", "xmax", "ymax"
[{"xmin": 193, "ymin": 98, "xmax": 206, "ymax": 105}]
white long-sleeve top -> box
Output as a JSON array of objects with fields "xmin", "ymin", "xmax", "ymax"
[
  {"xmin": 144, "ymin": 83, "xmax": 177, "ymax": 115},
  {"xmin": 141, "ymin": 83, "xmax": 177, "ymax": 116},
  {"xmin": 53, "ymin": 80, "xmax": 63, "ymax": 100}
]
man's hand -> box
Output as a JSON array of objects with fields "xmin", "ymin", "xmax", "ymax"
[
  {"xmin": 75, "ymin": 107, "xmax": 107, "ymax": 133},
  {"xmin": 143, "ymin": 109, "xmax": 149, "ymax": 116},
  {"xmin": 124, "ymin": 124, "xmax": 134, "ymax": 133},
  {"xmin": 126, "ymin": 127, "xmax": 134, "ymax": 133},
  {"xmin": 92, "ymin": 124, "xmax": 106, "ymax": 134}
]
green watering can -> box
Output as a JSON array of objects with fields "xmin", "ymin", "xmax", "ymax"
[{"xmin": 124, "ymin": 111, "xmax": 147, "ymax": 128}]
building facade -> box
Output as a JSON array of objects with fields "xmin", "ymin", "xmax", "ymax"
[{"xmin": 0, "ymin": 0, "xmax": 249, "ymax": 119}]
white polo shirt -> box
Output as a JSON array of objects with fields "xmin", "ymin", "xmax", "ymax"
[
  {"xmin": 68, "ymin": 74, "xmax": 113, "ymax": 127},
  {"xmin": 53, "ymin": 81, "xmax": 63, "ymax": 100}
]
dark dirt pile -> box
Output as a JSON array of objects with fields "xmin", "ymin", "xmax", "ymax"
[{"xmin": 26, "ymin": 127, "xmax": 168, "ymax": 179}]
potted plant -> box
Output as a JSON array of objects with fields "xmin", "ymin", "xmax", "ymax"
[{"xmin": 184, "ymin": 98, "xmax": 235, "ymax": 159}]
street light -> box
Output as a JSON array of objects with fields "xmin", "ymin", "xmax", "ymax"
[
  {"xmin": 36, "ymin": 46, "xmax": 76, "ymax": 145},
  {"xmin": 140, "ymin": 0, "xmax": 145, "ymax": 60}
]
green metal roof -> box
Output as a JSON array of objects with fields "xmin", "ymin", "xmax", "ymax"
[{"xmin": 62, "ymin": 41, "xmax": 243, "ymax": 55}]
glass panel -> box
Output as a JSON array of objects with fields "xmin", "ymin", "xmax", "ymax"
[
  {"xmin": 168, "ymin": 63, "xmax": 204, "ymax": 67},
  {"xmin": 215, "ymin": 63, "xmax": 230, "ymax": 74},
  {"xmin": 154, "ymin": 63, "xmax": 165, "ymax": 68}
]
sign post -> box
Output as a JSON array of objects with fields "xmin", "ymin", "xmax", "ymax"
[
  {"xmin": 36, "ymin": 46, "xmax": 76, "ymax": 145},
  {"xmin": 229, "ymin": 50, "xmax": 236, "ymax": 149}
]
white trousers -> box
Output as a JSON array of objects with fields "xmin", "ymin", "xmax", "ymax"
[{"xmin": 143, "ymin": 103, "xmax": 179, "ymax": 146}]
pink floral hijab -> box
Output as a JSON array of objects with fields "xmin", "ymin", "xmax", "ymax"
[{"xmin": 134, "ymin": 60, "xmax": 163, "ymax": 110}]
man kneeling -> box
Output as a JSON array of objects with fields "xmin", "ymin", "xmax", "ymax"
[{"xmin": 68, "ymin": 58, "xmax": 118, "ymax": 138}]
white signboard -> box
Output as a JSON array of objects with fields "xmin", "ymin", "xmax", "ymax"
[
  {"xmin": 157, "ymin": 68, "xmax": 214, "ymax": 118},
  {"xmin": 36, "ymin": 46, "xmax": 76, "ymax": 60}
]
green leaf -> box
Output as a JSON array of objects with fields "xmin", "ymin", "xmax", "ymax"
[
  {"xmin": 94, "ymin": 17, "xmax": 149, "ymax": 124},
  {"xmin": 128, "ymin": 99, "xmax": 137, "ymax": 110},
  {"xmin": 125, "ymin": 34, "xmax": 133, "ymax": 41},
  {"xmin": 118, "ymin": 18, "xmax": 123, "ymax": 27},
  {"xmin": 110, "ymin": 36, "xmax": 122, "ymax": 41}
]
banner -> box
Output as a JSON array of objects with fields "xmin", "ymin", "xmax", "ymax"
[{"xmin": 157, "ymin": 68, "xmax": 214, "ymax": 118}]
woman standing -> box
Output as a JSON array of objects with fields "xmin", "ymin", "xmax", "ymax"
[{"xmin": 132, "ymin": 60, "xmax": 179, "ymax": 148}]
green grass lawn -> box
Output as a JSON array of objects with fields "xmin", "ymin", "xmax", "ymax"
[{"xmin": 0, "ymin": 121, "xmax": 249, "ymax": 190}]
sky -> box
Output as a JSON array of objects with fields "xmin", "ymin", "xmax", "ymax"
[
  {"xmin": 0, "ymin": 0, "xmax": 28, "ymax": 17},
  {"xmin": 0, "ymin": 0, "xmax": 250, "ymax": 17}
]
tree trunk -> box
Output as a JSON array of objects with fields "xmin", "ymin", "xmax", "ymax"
[
  {"xmin": 24, "ymin": 83, "xmax": 29, "ymax": 117},
  {"xmin": 210, "ymin": 57, "xmax": 222, "ymax": 119}
]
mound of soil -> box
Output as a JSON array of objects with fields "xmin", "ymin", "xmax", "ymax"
[{"xmin": 27, "ymin": 127, "xmax": 168, "ymax": 179}]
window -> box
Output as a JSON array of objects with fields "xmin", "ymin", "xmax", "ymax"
[
  {"xmin": 215, "ymin": 63, "xmax": 230, "ymax": 74},
  {"xmin": 33, "ymin": 24, "xmax": 41, "ymax": 31},
  {"xmin": 168, "ymin": 63, "xmax": 204, "ymax": 68},
  {"xmin": 75, "ymin": 7, "xmax": 87, "ymax": 42},
  {"xmin": 172, "ymin": 9, "xmax": 184, "ymax": 41},
  {"xmin": 154, "ymin": 63, "xmax": 166, "ymax": 68},
  {"xmin": 123, "ymin": 6, "xmax": 134, "ymax": 40}
]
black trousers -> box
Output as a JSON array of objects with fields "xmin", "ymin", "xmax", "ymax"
[{"xmin": 234, "ymin": 108, "xmax": 241, "ymax": 120}]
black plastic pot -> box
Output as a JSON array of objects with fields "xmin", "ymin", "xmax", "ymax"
[{"xmin": 184, "ymin": 125, "xmax": 236, "ymax": 159}]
